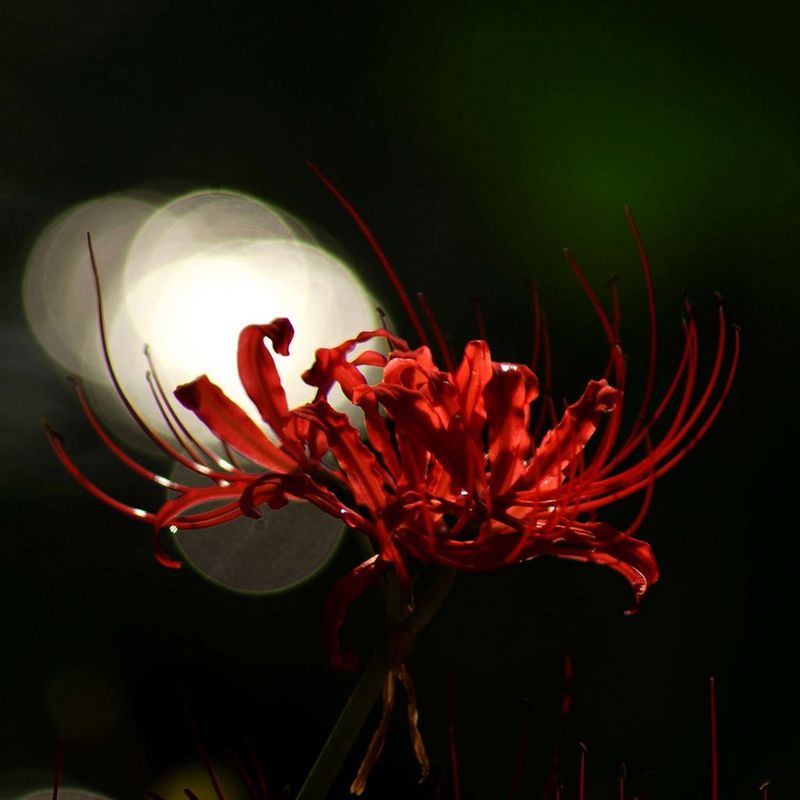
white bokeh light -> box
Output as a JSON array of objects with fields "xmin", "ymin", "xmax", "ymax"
[
  {"xmin": 24, "ymin": 188, "xmax": 385, "ymax": 447},
  {"xmin": 22, "ymin": 194, "xmax": 160, "ymax": 383}
]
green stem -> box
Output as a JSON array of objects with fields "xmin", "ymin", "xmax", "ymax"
[
  {"xmin": 295, "ymin": 647, "xmax": 389, "ymax": 800},
  {"xmin": 295, "ymin": 567, "xmax": 457, "ymax": 799}
]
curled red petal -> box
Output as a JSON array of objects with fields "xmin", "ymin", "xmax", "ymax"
[
  {"xmin": 323, "ymin": 554, "xmax": 387, "ymax": 672},
  {"xmin": 453, "ymin": 340, "xmax": 493, "ymax": 437},
  {"xmin": 237, "ymin": 320, "xmax": 294, "ymax": 442},
  {"xmin": 302, "ymin": 327, "xmax": 409, "ymax": 399},
  {"xmin": 485, "ymin": 362, "xmax": 538, "ymax": 495},
  {"xmin": 553, "ymin": 523, "xmax": 660, "ymax": 609},
  {"xmin": 354, "ymin": 382, "xmax": 465, "ymax": 487},
  {"xmin": 522, "ymin": 379, "xmax": 621, "ymax": 492},
  {"xmin": 174, "ymin": 375, "xmax": 296, "ymax": 472},
  {"xmin": 299, "ymin": 401, "xmax": 390, "ymax": 515}
]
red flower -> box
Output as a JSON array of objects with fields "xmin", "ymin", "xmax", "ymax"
[{"xmin": 48, "ymin": 175, "xmax": 739, "ymax": 674}]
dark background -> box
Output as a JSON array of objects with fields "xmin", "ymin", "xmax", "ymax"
[{"xmin": 0, "ymin": 2, "xmax": 794, "ymax": 798}]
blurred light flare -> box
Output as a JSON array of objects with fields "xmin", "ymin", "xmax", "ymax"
[
  {"xmin": 23, "ymin": 189, "xmax": 385, "ymax": 447},
  {"xmin": 169, "ymin": 463, "xmax": 342, "ymax": 595},
  {"xmin": 22, "ymin": 194, "xmax": 160, "ymax": 383}
]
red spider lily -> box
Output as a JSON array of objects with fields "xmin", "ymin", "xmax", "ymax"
[{"xmin": 47, "ymin": 170, "xmax": 739, "ymax": 677}]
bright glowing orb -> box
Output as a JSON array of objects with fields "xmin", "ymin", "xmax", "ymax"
[{"xmin": 23, "ymin": 188, "xmax": 384, "ymax": 447}]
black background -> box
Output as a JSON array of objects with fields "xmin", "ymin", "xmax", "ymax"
[{"xmin": 1, "ymin": 2, "xmax": 795, "ymax": 798}]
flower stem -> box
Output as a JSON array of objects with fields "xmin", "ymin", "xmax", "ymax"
[
  {"xmin": 295, "ymin": 646, "xmax": 389, "ymax": 800},
  {"xmin": 295, "ymin": 567, "xmax": 457, "ymax": 799}
]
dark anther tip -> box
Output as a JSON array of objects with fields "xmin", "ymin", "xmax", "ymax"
[
  {"xmin": 43, "ymin": 419, "xmax": 63, "ymax": 440},
  {"xmin": 732, "ymin": 322, "xmax": 742, "ymax": 332},
  {"xmin": 607, "ymin": 271, "xmax": 620, "ymax": 285}
]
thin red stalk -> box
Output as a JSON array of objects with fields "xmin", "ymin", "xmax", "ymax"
[
  {"xmin": 227, "ymin": 748, "xmax": 261, "ymax": 800},
  {"xmin": 221, "ymin": 441, "xmax": 245, "ymax": 471},
  {"xmin": 447, "ymin": 667, "xmax": 462, "ymax": 800},
  {"xmin": 52, "ymin": 736, "xmax": 65, "ymax": 800},
  {"xmin": 145, "ymin": 345, "xmax": 236, "ymax": 471},
  {"xmin": 46, "ymin": 424, "xmax": 154, "ymax": 522},
  {"xmin": 619, "ymin": 762, "xmax": 626, "ymax": 800},
  {"xmin": 507, "ymin": 698, "xmax": 532, "ymax": 800},
  {"xmin": 533, "ymin": 320, "xmax": 555, "ymax": 443},
  {"xmin": 622, "ymin": 434, "xmax": 655, "ymax": 537},
  {"xmin": 146, "ymin": 371, "xmax": 209, "ymax": 466},
  {"xmin": 244, "ymin": 738, "xmax": 270, "ymax": 800},
  {"xmin": 530, "ymin": 282, "xmax": 542, "ymax": 372},
  {"xmin": 547, "ymin": 309, "xmax": 736, "ymax": 511},
  {"xmin": 85, "ymin": 233, "xmax": 229, "ymax": 481},
  {"xmin": 542, "ymin": 655, "xmax": 573, "ymax": 800},
  {"xmin": 69, "ymin": 378, "xmax": 188, "ymax": 491},
  {"xmin": 563, "ymin": 248, "xmax": 617, "ymax": 351},
  {"xmin": 578, "ymin": 743, "xmax": 586, "ymax": 800},
  {"xmin": 582, "ymin": 306, "xmax": 731, "ymax": 504},
  {"xmin": 710, "ymin": 677, "xmax": 718, "ymax": 800},
  {"xmin": 178, "ymin": 687, "xmax": 229, "ymax": 800},
  {"xmin": 608, "ymin": 274, "xmax": 622, "ymax": 341},
  {"xmin": 623, "ymin": 206, "xmax": 659, "ymax": 443},
  {"xmin": 533, "ymin": 327, "xmax": 737, "ymax": 514},
  {"xmin": 307, "ymin": 163, "xmax": 430, "ymax": 347},
  {"xmin": 597, "ymin": 313, "xmax": 694, "ymax": 476},
  {"xmin": 416, "ymin": 291, "xmax": 454, "ymax": 372},
  {"xmin": 471, "ymin": 293, "xmax": 488, "ymax": 341}
]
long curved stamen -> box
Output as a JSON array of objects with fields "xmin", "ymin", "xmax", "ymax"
[
  {"xmin": 307, "ymin": 163, "xmax": 430, "ymax": 348},
  {"xmin": 623, "ymin": 206, "xmax": 658, "ymax": 441},
  {"xmin": 471, "ymin": 292, "xmax": 488, "ymax": 341},
  {"xmin": 533, "ymin": 317, "xmax": 557, "ymax": 442},
  {"xmin": 621, "ymin": 434, "xmax": 655, "ymax": 538},
  {"xmin": 596, "ymin": 303, "xmax": 729, "ymax": 499},
  {"xmin": 46, "ymin": 423, "xmax": 155, "ymax": 522},
  {"xmin": 560, "ymin": 324, "xmax": 738, "ymax": 512},
  {"xmin": 446, "ymin": 666, "xmax": 462, "ymax": 800},
  {"xmin": 416, "ymin": 291, "xmax": 454, "ymax": 372},
  {"xmin": 85, "ymin": 233, "xmax": 231, "ymax": 481},
  {"xmin": 145, "ymin": 345, "xmax": 238, "ymax": 472},
  {"xmin": 529, "ymin": 281, "xmax": 542, "ymax": 372},
  {"xmin": 598, "ymin": 311, "xmax": 694, "ymax": 476},
  {"xmin": 146, "ymin": 370, "xmax": 210, "ymax": 466},
  {"xmin": 69, "ymin": 378, "xmax": 188, "ymax": 491},
  {"xmin": 554, "ymin": 307, "xmax": 702, "ymax": 507}
]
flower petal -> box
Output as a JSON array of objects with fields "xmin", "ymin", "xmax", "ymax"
[
  {"xmin": 354, "ymin": 382, "xmax": 466, "ymax": 488},
  {"xmin": 453, "ymin": 340, "xmax": 493, "ymax": 437},
  {"xmin": 484, "ymin": 362, "xmax": 538, "ymax": 495},
  {"xmin": 237, "ymin": 319, "xmax": 295, "ymax": 444},
  {"xmin": 323, "ymin": 554, "xmax": 387, "ymax": 671},
  {"xmin": 298, "ymin": 401, "xmax": 391, "ymax": 516},
  {"xmin": 174, "ymin": 375, "xmax": 296, "ymax": 471},
  {"xmin": 552, "ymin": 522, "xmax": 660, "ymax": 608},
  {"xmin": 521, "ymin": 379, "xmax": 621, "ymax": 493}
]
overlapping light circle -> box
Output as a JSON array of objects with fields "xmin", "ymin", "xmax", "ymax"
[
  {"xmin": 23, "ymin": 187, "xmax": 385, "ymax": 592},
  {"xmin": 23, "ymin": 189, "xmax": 384, "ymax": 444}
]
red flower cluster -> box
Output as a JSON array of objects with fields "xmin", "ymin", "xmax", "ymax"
[{"xmin": 48, "ymin": 174, "xmax": 738, "ymax": 673}]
